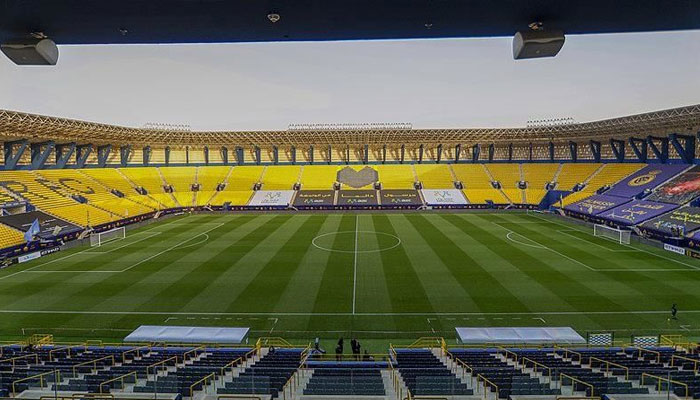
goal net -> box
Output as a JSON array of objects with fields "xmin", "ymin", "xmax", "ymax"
[
  {"xmin": 594, "ymin": 224, "xmax": 631, "ymax": 245},
  {"xmin": 90, "ymin": 227, "xmax": 126, "ymax": 247}
]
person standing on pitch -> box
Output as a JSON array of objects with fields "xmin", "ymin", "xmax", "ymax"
[{"xmin": 671, "ymin": 303, "xmax": 678, "ymax": 320}]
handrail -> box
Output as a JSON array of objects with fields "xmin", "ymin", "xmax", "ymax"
[
  {"xmin": 183, "ymin": 345, "xmax": 206, "ymax": 361},
  {"xmin": 671, "ymin": 354, "xmax": 700, "ymax": 373},
  {"xmin": 634, "ymin": 346, "xmax": 661, "ymax": 363},
  {"xmin": 0, "ymin": 353, "xmax": 40, "ymax": 370},
  {"xmin": 521, "ymin": 356, "xmax": 552, "ymax": 382},
  {"xmin": 72, "ymin": 355, "xmax": 116, "ymax": 378},
  {"xmin": 641, "ymin": 372, "xmax": 689, "ymax": 400},
  {"xmin": 560, "ymin": 373, "xmax": 594, "ymax": 397},
  {"xmin": 555, "ymin": 347, "xmax": 582, "ymax": 363},
  {"xmin": 220, "ymin": 356, "xmax": 243, "ymax": 380},
  {"xmin": 0, "ymin": 343, "xmax": 23, "ymax": 358},
  {"xmin": 190, "ymin": 372, "xmax": 216, "ymax": 397},
  {"xmin": 12, "ymin": 370, "xmax": 60, "ymax": 396},
  {"xmin": 99, "ymin": 371, "xmax": 138, "ymax": 393},
  {"xmin": 497, "ymin": 346, "xmax": 519, "ymax": 362},
  {"xmin": 388, "ymin": 357, "xmax": 403, "ymax": 400},
  {"xmin": 121, "ymin": 345, "xmax": 150, "ymax": 361},
  {"xmin": 556, "ymin": 397, "xmax": 602, "ymax": 400},
  {"xmin": 407, "ymin": 337, "xmax": 444, "ymax": 348},
  {"xmin": 587, "ymin": 356, "xmax": 629, "ymax": 380},
  {"xmin": 146, "ymin": 355, "xmax": 178, "ymax": 376},
  {"xmin": 476, "ymin": 373, "xmax": 499, "ymax": 398},
  {"xmin": 49, "ymin": 344, "xmax": 86, "ymax": 362}
]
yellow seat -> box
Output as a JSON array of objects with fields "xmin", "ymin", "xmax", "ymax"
[{"xmin": 415, "ymin": 164, "xmax": 454, "ymax": 189}]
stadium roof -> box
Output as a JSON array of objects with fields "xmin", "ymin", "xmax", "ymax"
[
  {"xmin": 1, "ymin": 105, "xmax": 698, "ymax": 148},
  {"xmin": 1, "ymin": 0, "xmax": 699, "ymax": 45}
]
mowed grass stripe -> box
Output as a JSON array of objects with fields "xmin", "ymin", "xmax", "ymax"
[
  {"xmin": 389, "ymin": 215, "xmax": 481, "ymax": 312},
  {"xmin": 0, "ymin": 217, "xmax": 217, "ymax": 311},
  {"xmin": 443, "ymin": 214, "xmax": 604, "ymax": 327},
  {"xmin": 68, "ymin": 214, "xmax": 286, "ymax": 331},
  {"xmin": 404, "ymin": 214, "xmax": 529, "ymax": 313},
  {"xmin": 57, "ymin": 219, "xmax": 239, "ymax": 329},
  {"xmin": 491, "ymin": 214, "xmax": 691, "ymax": 309},
  {"xmin": 229, "ymin": 215, "xmax": 329, "ymax": 311},
  {"xmin": 369, "ymin": 214, "xmax": 437, "ymax": 332},
  {"xmin": 434, "ymin": 214, "xmax": 575, "ymax": 313}
]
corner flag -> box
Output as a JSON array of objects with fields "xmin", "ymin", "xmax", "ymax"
[{"xmin": 24, "ymin": 218, "xmax": 40, "ymax": 242}]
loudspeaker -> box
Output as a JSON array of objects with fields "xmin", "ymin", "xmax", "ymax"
[
  {"xmin": 1, "ymin": 38, "xmax": 59, "ymax": 65},
  {"xmin": 513, "ymin": 30, "xmax": 564, "ymax": 60}
]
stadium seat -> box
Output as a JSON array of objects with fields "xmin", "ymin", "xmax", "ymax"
[
  {"xmin": 299, "ymin": 165, "xmax": 338, "ymax": 190},
  {"xmin": 0, "ymin": 223, "xmax": 25, "ymax": 248},
  {"xmin": 522, "ymin": 163, "xmax": 559, "ymax": 204},
  {"xmin": 261, "ymin": 165, "xmax": 301, "ymax": 190},
  {"xmin": 485, "ymin": 164, "xmax": 524, "ymax": 203},
  {"xmin": 451, "ymin": 164, "xmax": 509, "ymax": 204},
  {"xmin": 377, "ymin": 165, "xmax": 416, "ymax": 189},
  {"xmin": 414, "ymin": 164, "xmax": 454, "ymax": 189}
]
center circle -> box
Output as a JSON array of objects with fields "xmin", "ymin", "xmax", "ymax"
[{"xmin": 312, "ymin": 231, "xmax": 402, "ymax": 253}]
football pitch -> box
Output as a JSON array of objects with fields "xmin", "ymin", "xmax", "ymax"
[{"xmin": 1, "ymin": 212, "xmax": 699, "ymax": 347}]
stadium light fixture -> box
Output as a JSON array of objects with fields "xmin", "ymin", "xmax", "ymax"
[{"xmin": 513, "ymin": 22, "xmax": 565, "ymax": 60}]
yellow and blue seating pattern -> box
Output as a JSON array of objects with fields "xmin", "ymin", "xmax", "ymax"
[{"xmin": 0, "ymin": 163, "xmax": 652, "ymax": 236}]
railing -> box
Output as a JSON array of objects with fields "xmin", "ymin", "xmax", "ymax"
[
  {"xmin": 121, "ymin": 345, "xmax": 150, "ymax": 361},
  {"xmin": 476, "ymin": 374, "xmax": 499, "ymax": 399},
  {"xmin": 49, "ymin": 344, "xmax": 86, "ymax": 361},
  {"xmin": 190, "ymin": 372, "xmax": 216, "ymax": 397},
  {"xmin": 99, "ymin": 371, "xmax": 138, "ymax": 393},
  {"xmin": 555, "ymin": 347, "xmax": 582, "ymax": 363},
  {"xmin": 388, "ymin": 356, "xmax": 405, "ymax": 400},
  {"xmin": 555, "ymin": 397, "xmax": 601, "ymax": 400},
  {"xmin": 560, "ymin": 373, "xmax": 594, "ymax": 397},
  {"xmin": 407, "ymin": 337, "xmax": 444, "ymax": 349},
  {"xmin": 634, "ymin": 346, "xmax": 661, "ymax": 363},
  {"xmin": 0, "ymin": 343, "xmax": 24, "ymax": 358},
  {"xmin": 146, "ymin": 355, "xmax": 178, "ymax": 376},
  {"xmin": 520, "ymin": 356, "xmax": 552, "ymax": 382},
  {"xmin": 12, "ymin": 370, "xmax": 60, "ymax": 396},
  {"xmin": 497, "ymin": 346, "xmax": 519, "ymax": 362},
  {"xmin": 641, "ymin": 372, "xmax": 689, "ymax": 400},
  {"xmin": 587, "ymin": 356, "xmax": 629, "ymax": 380},
  {"xmin": 671, "ymin": 354, "xmax": 700, "ymax": 373},
  {"xmin": 0, "ymin": 353, "xmax": 40, "ymax": 370},
  {"xmin": 72, "ymin": 355, "xmax": 116, "ymax": 378},
  {"xmin": 183, "ymin": 345, "xmax": 206, "ymax": 361}
]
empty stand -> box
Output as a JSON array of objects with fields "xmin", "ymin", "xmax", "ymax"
[
  {"xmin": 561, "ymin": 163, "xmax": 644, "ymax": 206},
  {"xmin": 522, "ymin": 163, "xmax": 559, "ymax": 204},
  {"xmin": 451, "ymin": 164, "xmax": 509, "ymax": 204},
  {"xmin": 299, "ymin": 165, "xmax": 338, "ymax": 190},
  {"xmin": 261, "ymin": 166, "xmax": 301, "ymax": 190},
  {"xmin": 414, "ymin": 164, "xmax": 454, "ymax": 189},
  {"xmin": 0, "ymin": 223, "xmax": 24, "ymax": 248},
  {"xmin": 395, "ymin": 349, "xmax": 472, "ymax": 396},
  {"xmin": 377, "ymin": 165, "xmax": 415, "ymax": 189}
]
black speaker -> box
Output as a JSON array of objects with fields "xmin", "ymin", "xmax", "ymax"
[
  {"xmin": 1, "ymin": 38, "xmax": 59, "ymax": 65},
  {"xmin": 513, "ymin": 30, "xmax": 565, "ymax": 60}
]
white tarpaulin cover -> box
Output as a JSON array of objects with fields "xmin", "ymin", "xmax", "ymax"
[
  {"xmin": 248, "ymin": 190, "xmax": 295, "ymax": 206},
  {"xmin": 124, "ymin": 325, "xmax": 250, "ymax": 344},
  {"xmin": 421, "ymin": 189, "xmax": 468, "ymax": 205},
  {"xmin": 455, "ymin": 327, "xmax": 585, "ymax": 344}
]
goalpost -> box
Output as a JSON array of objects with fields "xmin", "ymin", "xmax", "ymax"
[
  {"xmin": 594, "ymin": 224, "xmax": 631, "ymax": 245},
  {"xmin": 90, "ymin": 227, "xmax": 126, "ymax": 247}
]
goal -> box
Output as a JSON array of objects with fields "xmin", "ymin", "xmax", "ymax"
[
  {"xmin": 594, "ymin": 224, "xmax": 631, "ymax": 245},
  {"xmin": 90, "ymin": 227, "xmax": 126, "ymax": 247}
]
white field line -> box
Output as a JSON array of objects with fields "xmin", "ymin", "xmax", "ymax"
[
  {"xmin": 493, "ymin": 222, "xmax": 596, "ymax": 271},
  {"xmin": 352, "ymin": 214, "xmax": 359, "ymax": 315},
  {"xmin": 555, "ymin": 229, "xmax": 636, "ymax": 253},
  {"xmin": 17, "ymin": 222, "xmax": 223, "ymax": 275},
  {"xmin": 118, "ymin": 223, "xmax": 224, "ymax": 273},
  {"xmin": 527, "ymin": 213, "xmax": 700, "ymax": 271},
  {"xmin": 505, "ymin": 231, "xmax": 546, "ymax": 249},
  {"xmin": 83, "ymin": 231, "xmax": 162, "ymax": 254},
  {"xmin": 1, "ymin": 309, "xmax": 699, "ymax": 316},
  {"xmin": 0, "ymin": 214, "xmax": 189, "ymax": 281}
]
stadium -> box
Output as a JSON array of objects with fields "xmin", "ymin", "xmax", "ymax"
[{"xmin": 1, "ymin": 1, "xmax": 700, "ymax": 400}]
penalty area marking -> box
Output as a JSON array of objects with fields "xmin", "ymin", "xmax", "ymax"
[
  {"xmin": 505, "ymin": 232, "xmax": 546, "ymax": 249},
  {"xmin": 312, "ymin": 231, "xmax": 401, "ymax": 254}
]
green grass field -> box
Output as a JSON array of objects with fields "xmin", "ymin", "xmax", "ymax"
[{"xmin": 1, "ymin": 212, "xmax": 699, "ymax": 348}]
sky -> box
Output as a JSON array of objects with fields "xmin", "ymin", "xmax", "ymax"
[{"xmin": 0, "ymin": 30, "xmax": 699, "ymax": 131}]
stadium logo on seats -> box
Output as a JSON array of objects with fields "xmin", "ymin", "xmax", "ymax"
[{"xmin": 627, "ymin": 170, "xmax": 661, "ymax": 187}]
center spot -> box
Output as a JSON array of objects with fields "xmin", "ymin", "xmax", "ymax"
[{"xmin": 312, "ymin": 231, "xmax": 402, "ymax": 253}]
